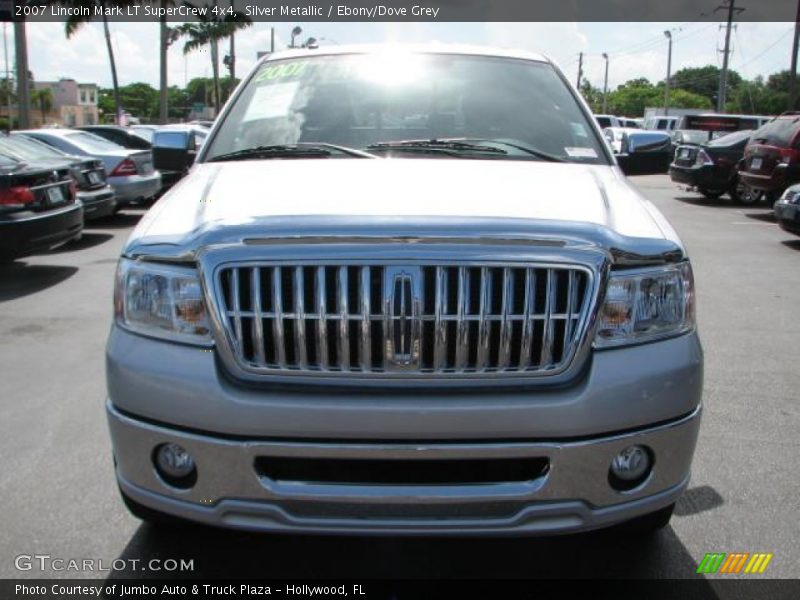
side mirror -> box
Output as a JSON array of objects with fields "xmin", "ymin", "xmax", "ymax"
[
  {"xmin": 152, "ymin": 131, "xmax": 196, "ymax": 173},
  {"xmin": 617, "ymin": 131, "xmax": 673, "ymax": 176}
]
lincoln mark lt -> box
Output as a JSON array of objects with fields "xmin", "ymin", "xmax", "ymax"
[{"xmin": 106, "ymin": 45, "xmax": 702, "ymax": 535}]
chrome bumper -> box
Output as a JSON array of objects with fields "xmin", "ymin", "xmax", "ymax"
[{"xmin": 108, "ymin": 402, "xmax": 701, "ymax": 535}]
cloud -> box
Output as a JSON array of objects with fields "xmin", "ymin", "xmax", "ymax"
[{"xmin": 18, "ymin": 21, "xmax": 794, "ymax": 94}]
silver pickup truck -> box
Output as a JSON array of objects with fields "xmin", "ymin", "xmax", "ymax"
[{"xmin": 106, "ymin": 45, "xmax": 702, "ymax": 536}]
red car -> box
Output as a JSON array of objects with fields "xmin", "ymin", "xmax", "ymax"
[{"xmin": 739, "ymin": 112, "xmax": 800, "ymax": 203}]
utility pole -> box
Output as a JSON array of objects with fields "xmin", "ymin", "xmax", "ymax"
[
  {"xmin": 602, "ymin": 53, "xmax": 609, "ymax": 114},
  {"xmin": 13, "ymin": 21, "xmax": 29, "ymax": 129},
  {"xmin": 716, "ymin": 0, "xmax": 744, "ymax": 113},
  {"xmin": 576, "ymin": 52, "xmax": 583, "ymax": 89},
  {"xmin": 270, "ymin": 27, "xmax": 275, "ymax": 53},
  {"xmin": 3, "ymin": 23, "xmax": 11, "ymax": 131},
  {"xmin": 789, "ymin": 0, "xmax": 800, "ymax": 110},
  {"xmin": 664, "ymin": 31, "xmax": 673, "ymax": 116}
]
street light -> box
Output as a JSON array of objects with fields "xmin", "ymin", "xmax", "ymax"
[
  {"xmin": 602, "ymin": 53, "xmax": 609, "ymax": 114},
  {"xmin": 290, "ymin": 26, "xmax": 302, "ymax": 49},
  {"xmin": 664, "ymin": 31, "xmax": 673, "ymax": 116}
]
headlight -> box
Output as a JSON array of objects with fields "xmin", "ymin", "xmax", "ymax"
[
  {"xmin": 114, "ymin": 258, "xmax": 212, "ymax": 345},
  {"xmin": 594, "ymin": 262, "xmax": 695, "ymax": 348}
]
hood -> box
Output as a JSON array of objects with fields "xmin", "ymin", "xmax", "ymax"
[{"xmin": 126, "ymin": 159, "xmax": 684, "ymax": 263}]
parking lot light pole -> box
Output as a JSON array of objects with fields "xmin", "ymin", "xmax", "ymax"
[
  {"xmin": 664, "ymin": 31, "xmax": 672, "ymax": 116},
  {"xmin": 602, "ymin": 53, "xmax": 609, "ymax": 114}
]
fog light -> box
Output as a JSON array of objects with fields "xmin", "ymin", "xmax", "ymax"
[
  {"xmin": 154, "ymin": 443, "xmax": 197, "ymax": 487},
  {"xmin": 609, "ymin": 445, "xmax": 651, "ymax": 489}
]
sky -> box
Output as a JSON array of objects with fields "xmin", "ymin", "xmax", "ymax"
[{"xmin": 7, "ymin": 21, "xmax": 796, "ymax": 92}]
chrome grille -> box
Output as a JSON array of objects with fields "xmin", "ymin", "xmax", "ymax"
[{"xmin": 214, "ymin": 263, "xmax": 593, "ymax": 379}]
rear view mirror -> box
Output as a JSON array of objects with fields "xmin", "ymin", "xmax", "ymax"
[
  {"xmin": 152, "ymin": 130, "xmax": 196, "ymax": 173},
  {"xmin": 617, "ymin": 131, "xmax": 673, "ymax": 176}
]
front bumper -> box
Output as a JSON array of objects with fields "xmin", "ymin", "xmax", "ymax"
[
  {"xmin": 110, "ymin": 172, "xmax": 162, "ymax": 204},
  {"xmin": 109, "ymin": 402, "xmax": 700, "ymax": 535},
  {"xmin": 774, "ymin": 200, "xmax": 800, "ymax": 235}
]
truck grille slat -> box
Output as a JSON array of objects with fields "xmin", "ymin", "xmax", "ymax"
[{"xmin": 215, "ymin": 262, "xmax": 592, "ymax": 380}]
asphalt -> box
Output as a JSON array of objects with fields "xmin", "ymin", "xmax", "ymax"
[{"xmin": 0, "ymin": 176, "xmax": 798, "ymax": 588}]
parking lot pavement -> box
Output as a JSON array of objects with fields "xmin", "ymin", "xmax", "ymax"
[{"xmin": 0, "ymin": 176, "xmax": 798, "ymax": 584}]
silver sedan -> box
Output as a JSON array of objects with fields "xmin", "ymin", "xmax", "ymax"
[{"xmin": 16, "ymin": 129, "xmax": 162, "ymax": 206}]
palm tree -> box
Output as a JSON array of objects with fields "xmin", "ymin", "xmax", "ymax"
[
  {"xmin": 179, "ymin": 2, "xmax": 251, "ymax": 115},
  {"xmin": 30, "ymin": 87, "xmax": 53, "ymax": 124},
  {"xmin": 159, "ymin": 2, "xmax": 181, "ymax": 124},
  {"xmin": 54, "ymin": 0, "xmax": 136, "ymax": 124}
]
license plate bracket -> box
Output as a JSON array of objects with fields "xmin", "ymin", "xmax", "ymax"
[{"xmin": 46, "ymin": 186, "xmax": 66, "ymax": 205}]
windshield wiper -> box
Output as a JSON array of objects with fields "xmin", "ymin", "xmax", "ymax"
[
  {"xmin": 366, "ymin": 139, "xmax": 508, "ymax": 156},
  {"xmin": 462, "ymin": 139, "xmax": 567, "ymax": 163},
  {"xmin": 208, "ymin": 143, "xmax": 375, "ymax": 162}
]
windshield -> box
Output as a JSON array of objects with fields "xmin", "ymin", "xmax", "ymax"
[
  {"xmin": 752, "ymin": 117, "xmax": 800, "ymax": 147},
  {"xmin": 206, "ymin": 52, "xmax": 608, "ymax": 164},
  {"xmin": 131, "ymin": 127, "xmax": 154, "ymax": 143},
  {"xmin": 708, "ymin": 129, "xmax": 752, "ymax": 147},
  {"xmin": 65, "ymin": 131, "xmax": 125, "ymax": 153},
  {"xmin": 0, "ymin": 136, "xmax": 59, "ymax": 161},
  {"xmin": 8, "ymin": 134, "xmax": 68, "ymax": 159}
]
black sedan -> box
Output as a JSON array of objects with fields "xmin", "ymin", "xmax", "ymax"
[
  {"xmin": 0, "ymin": 134, "xmax": 117, "ymax": 220},
  {"xmin": 669, "ymin": 129, "xmax": 753, "ymax": 203},
  {"xmin": 79, "ymin": 125, "xmax": 152, "ymax": 150},
  {"xmin": 0, "ymin": 154, "xmax": 83, "ymax": 262}
]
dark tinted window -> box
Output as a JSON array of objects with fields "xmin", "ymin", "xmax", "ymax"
[
  {"xmin": 751, "ymin": 117, "xmax": 800, "ymax": 147},
  {"xmin": 595, "ymin": 117, "xmax": 612, "ymax": 128},
  {"xmin": 708, "ymin": 129, "xmax": 752, "ymax": 148},
  {"xmin": 154, "ymin": 131, "xmax": 190, "ymax": 149}
]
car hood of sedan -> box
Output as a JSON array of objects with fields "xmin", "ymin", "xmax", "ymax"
[{"xmin": 126, "ymin": 158, "xmax": 683, "ymax": 256}]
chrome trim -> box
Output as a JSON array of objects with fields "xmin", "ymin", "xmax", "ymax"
[{"xmin": 201, "ymin": 246, "xmax": 605, "ymax": 387}]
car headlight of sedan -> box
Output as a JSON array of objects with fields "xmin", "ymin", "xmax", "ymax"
[
  {"xmin": 114, "ymin": 258, "xmax": 212, "ymax": 345},
  {"xmin": 594, "ymin": 262, "xmax": 695, "ymax": 348}
]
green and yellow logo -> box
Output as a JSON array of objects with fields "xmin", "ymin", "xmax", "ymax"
[{"xmin": 697, "ymin": 552, "xmax": 773, "ymax": 575}]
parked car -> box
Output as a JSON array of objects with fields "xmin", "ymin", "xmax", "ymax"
[
  {"xmin": 594, "ymin": 114, "xmax": 621, "ymax": 128},
  {"xmin": 0, "ymin": 133, "xmax": 116, "ymax": 219},
  {"xmin": 773, "ymin": 184, "xmax": 800, "ymax": 236},
  {"xmin": 17, "ymin": 129, "xmax": 162, "ymax": 206},
  {"xmin": 671, "ymin": 113, "xmax": 771, "ymax": 152},
  {"xmin": 107, "ymin": 45, "xmax": 701, "ymax": 537},
  {"xmin": 669, "ymin": 129, "xmax": 754, "ymax": 202},
  {"xmin": 151, "ymin": 125, "xmax": 209, "ymax": 189},
  {"xmin": 0, "ymin": 153, "xmax": 83, "ymax": 261},
  {"xmin": 739, "ymin": 113, "xmax": 800, "ymax": 203},
  {"xmin": 644, "ymin": 115, "xmax": 678, "ymax": 132},
  {"xmin": 603, "ymin": 126, "xmax": 641, "ymax": 154},
  {"xmin": 79, "ymin": 125, "xmax": 152, "ymax": 150},
  {"xmin": 618, "ymin": 118, "xmax": 640, "ymax": 129}
]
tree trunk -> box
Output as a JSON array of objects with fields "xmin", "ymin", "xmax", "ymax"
[
  {"xmin": 159, "ymin": 6, "xmax": 168, "ymax": 124},
  {"xmin": 211, "ymin": 39, "xmax": 220, "ymax": 114},
  {"xmin": 228, "ymin": 0, "xmax": 235, "ymax": 90},
  {"xmin": 102, "ymin": 14, "xmax": 122, "ymax": 124},
  {"xmin": 13, "ymin": 20, "xmax": 30, "ymax": 129}
]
